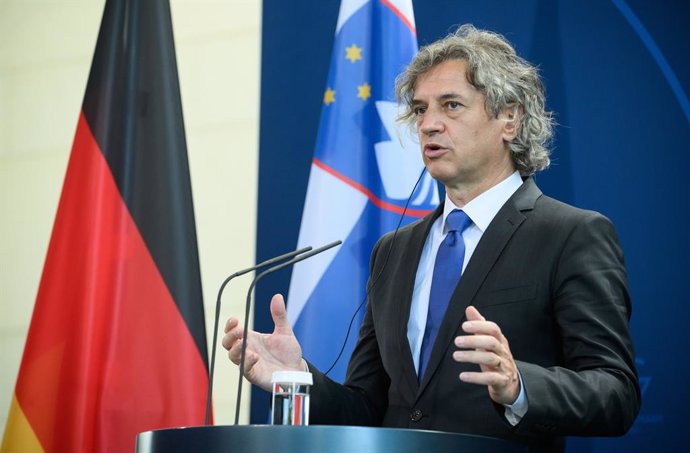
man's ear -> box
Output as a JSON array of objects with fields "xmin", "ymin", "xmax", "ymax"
[{"xmin": 500, "ymin": 104, "xmax": 522, "ymax": 141}]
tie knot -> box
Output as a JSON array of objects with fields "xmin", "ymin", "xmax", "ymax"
[{"xmin": 446, "ymin": 209, "xmax": 472, "ymax": 233}]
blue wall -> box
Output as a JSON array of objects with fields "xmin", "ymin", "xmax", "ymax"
[{"xmin": 256, "ymin": 1, "xmax": 690, "ymax": 450}]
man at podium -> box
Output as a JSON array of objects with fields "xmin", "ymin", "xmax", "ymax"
[{"xmin": 223, "ymin": 25, "xmax": 640, "ymax": 453}]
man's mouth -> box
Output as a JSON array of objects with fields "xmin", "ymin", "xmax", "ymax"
[{"xmin": 424, "ymin": 143, "xmax": 446, "ymax": 158}]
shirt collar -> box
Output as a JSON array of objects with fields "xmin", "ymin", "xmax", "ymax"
[{"xmin": 442, "ymin": 171, "xmax": 523, "ymax": 233}]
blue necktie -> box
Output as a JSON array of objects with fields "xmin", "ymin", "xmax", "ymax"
[{"xmin": 418, "ymin": 209, "xmax": 472, "ymax": 381}]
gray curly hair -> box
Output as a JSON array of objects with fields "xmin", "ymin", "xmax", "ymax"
[{"xmin": 396, "ymin": 24, "xmax": 553, "ymax": 175}]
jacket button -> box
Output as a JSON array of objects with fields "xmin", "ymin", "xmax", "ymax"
[{"xmin": 410, "ymin": 409, "xmax": 423, "ymax": 422}]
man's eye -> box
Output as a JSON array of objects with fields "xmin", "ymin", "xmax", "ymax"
[
  {"xmin": 447, "ymin": 101, "xmax": 462, "ymax": 110},
  {"xmin": 413, "ymin": 106, "xmax": 427, "ymax": 116}
]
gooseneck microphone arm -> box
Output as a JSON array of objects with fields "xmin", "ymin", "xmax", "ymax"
[
  {"xmin": 234, "ymin": 240, "xmax": 342, "ymax": 425},
  {"xmin": 204, "ymin": 246, "xmax": 313, "ymax": 425}
]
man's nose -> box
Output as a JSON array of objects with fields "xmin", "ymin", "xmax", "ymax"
[{"xmin": 419, "ymin": 108, "xmax": 443, "ymax": 135}]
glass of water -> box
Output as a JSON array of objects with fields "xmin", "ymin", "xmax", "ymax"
[{"xmin": 271, "ymin": 371, "xmax": 313, "ymax": 426}]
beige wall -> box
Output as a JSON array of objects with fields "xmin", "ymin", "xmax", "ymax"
[{"xmin": 0, "ymin": 0, "xmax": 261, "ymax": 429}]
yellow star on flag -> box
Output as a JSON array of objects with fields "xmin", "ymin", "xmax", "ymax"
[
  {"xmin": 357, "ymin": 82, "xmax": 371, "ymax": 101},
  {"xmin": 345, "ymin": 44, "xmax": 363, "ymax": 63},
  {"xmin": 324, "ymin": 88, "xmax": 336, "ymax": 106}
]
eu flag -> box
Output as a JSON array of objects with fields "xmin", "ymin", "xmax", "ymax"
[{"xmin": 287, "ymin": 0, "xmax": 439, "ymax": 382}]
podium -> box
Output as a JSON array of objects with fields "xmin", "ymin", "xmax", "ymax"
[{"xmin": 136, "ymin": 425, "xmax": 527, "ymax": 453}]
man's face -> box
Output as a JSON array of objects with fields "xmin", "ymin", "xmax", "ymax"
[{"xmin": 412, "ymin": 59, "xmax": 515, "ymax": 190}]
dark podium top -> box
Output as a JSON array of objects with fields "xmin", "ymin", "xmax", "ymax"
[{"xmin": 136, "ymin": 425, "xmax": 527, "ymax": 453}]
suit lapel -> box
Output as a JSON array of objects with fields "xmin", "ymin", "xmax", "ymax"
[
  {"xmin": 395, "ymin": 204, "xmax": 443, "ymax": 392},
  {"xmin": 417, "ymin": 178, "xmax": 542, "ymax": 394}
]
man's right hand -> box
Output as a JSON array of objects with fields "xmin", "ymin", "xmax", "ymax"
[{"xmin": 223, "ymin": 293, "xmax": 305, "ymax": 392}]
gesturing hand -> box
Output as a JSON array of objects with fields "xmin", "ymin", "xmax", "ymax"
[
  {"xmin": 222, "ymin": 294, "xmax": 305, "ymax": 392},
  {"xmin": 452, "ymin": 305, "xmax": 520, "ymax": 405}
]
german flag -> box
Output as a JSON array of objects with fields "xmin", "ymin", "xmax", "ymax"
[{"xmin": 2, "ymin": 1, "xmax": 209, "ymax": 451}]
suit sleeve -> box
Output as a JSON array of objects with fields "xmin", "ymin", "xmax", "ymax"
[
  {"xmin": 308, "ymin": 236, "xmax": 391, "ymax": 425},
  {"xmin": 513, "ymin": 212, "xmax": 640, "ymax": 437}
]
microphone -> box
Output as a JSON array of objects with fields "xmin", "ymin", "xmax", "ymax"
[
  {"xmin": 204, "ymin": 246, "xmax": 313, "ymax": 425},
  {"xmin": 234, "ymin": 240, "xmax": 342, "ymax": 425}
]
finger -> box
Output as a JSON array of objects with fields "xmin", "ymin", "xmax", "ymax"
[
  {"xmin": 224, "ymin": 317, "xmax": 239, "ymax": 333},
  {"xmin": 459, "ymin": 371, "xmax": 510, "ymax": 387},
  {"xmin": 454, "ymin": 334, "xmax": 501, "ymax": 351},
  {"xmin": 453, "ymin": 350, "xmax": 502, "ymax": 367},
  {"xmin": 270, "ymin": 294, "xmax": 293, "ymax": 334},
  {"xmin": 227, "ymin": 339, "xmax": 243, "ymax": 364},
  {"xmin": 221, "ymin": 332, "xmax": 235, "ymax": 351},
  {"xmin": 221, "ymin": 326, "xmax": 244, "ymax": 350},
  {"xmin": 465, "ymin": 305, "xmax": 486, "ymax": 322},
  {"xmin": 228, "ymin": 336, "xmax": 256, "ymax": 364},
  {"xmin": 462, "ymin": 319, "xmax": 502, "ymax": 338}
]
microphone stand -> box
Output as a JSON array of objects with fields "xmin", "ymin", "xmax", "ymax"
[
  {"xmin": 234, "ymin": 240, "xmax": 342, "ymax": 425},
  {"xmin": 204, "ymin": 246, "xmax": 313, "ymax": 425}
]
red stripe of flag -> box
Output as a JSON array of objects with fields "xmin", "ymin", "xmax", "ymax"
[
  {"xmin": 313, "ymin": 157, "xmax": 433, "ymax": 217},
  {"xmin": 380, "ymin": 0, "xmax": 416, "ymax": 35}
]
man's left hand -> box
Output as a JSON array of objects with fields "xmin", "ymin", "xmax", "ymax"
[{"xmin": 452, "ymin": 305, "xmax": 520, "ymax": 405}]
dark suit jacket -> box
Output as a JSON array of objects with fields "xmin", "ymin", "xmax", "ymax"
[{"xmin": 308, "ymin": 178, "xmax": 640, "ymax": 452}]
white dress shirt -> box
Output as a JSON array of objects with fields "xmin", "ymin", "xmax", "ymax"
[{"xmin": 406, "ymin": 171, "xmax": 527, "ymax": 424}]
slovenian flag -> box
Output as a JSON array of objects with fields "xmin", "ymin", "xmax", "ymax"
[
  {"xmin": 287, "ymin": 0, "xmax": 438, "ymax": 382},
  {"xmin": 1, "ymin": 1, "xmax": 209, "ymax": 452}
]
